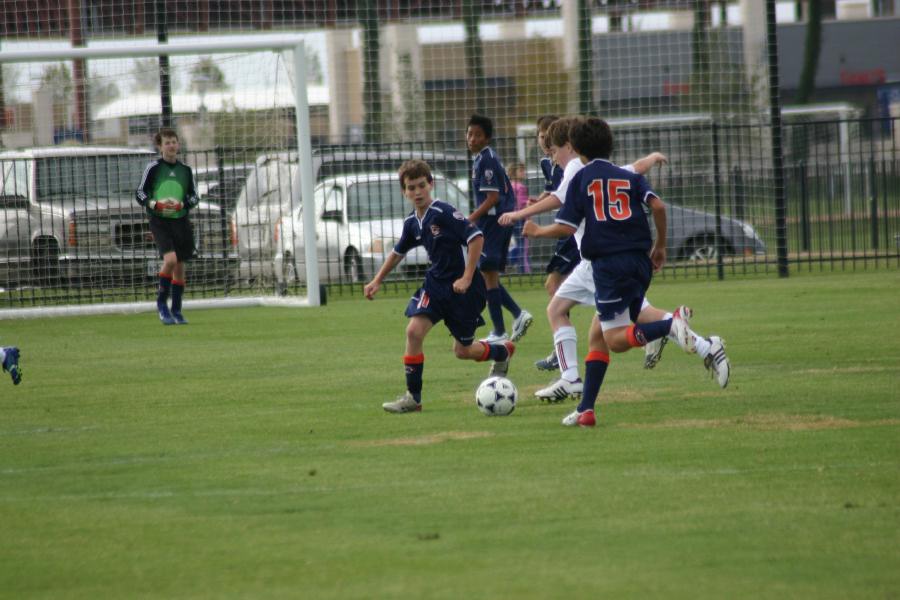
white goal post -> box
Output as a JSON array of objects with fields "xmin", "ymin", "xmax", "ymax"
[{"xmin": 0, "ymin": 38, "xmax": 320, "ymax": 319}]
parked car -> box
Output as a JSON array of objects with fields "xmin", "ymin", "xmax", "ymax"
[
  {"xmin": 193, "ymin": 163, "xmax": 253, "ymax": 212},
  {"xmin": 234, "ymin": 148, "xmax": 469, "ymax": 283},
  {"xmin": 0, "ymin": 147, "xmax": 238, "ymax": 288},
  {"xmin": 272, "ymin": 172, "xmax": 469, "ymax": 288}
]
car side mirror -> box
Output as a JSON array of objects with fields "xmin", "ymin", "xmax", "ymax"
[
  {"xmin": 0, "ymin": 194, "xmax": 29, "ymax": 209},
  {"xmin": 321, "ymin": 210, "xmax": 343, "ymax": 222}
]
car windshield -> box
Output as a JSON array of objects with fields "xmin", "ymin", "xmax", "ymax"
[
  {"xmin": 35, "ymin": 155, "xmax": 150, "ymax": 201},
  {"xmin": 345, "ymin": 178, "xmax": 467, "ymax": 222}
]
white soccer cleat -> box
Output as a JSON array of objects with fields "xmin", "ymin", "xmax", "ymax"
[
  {"xmin": 561, "ymin": 408, "xmax": 596, "ymax": 427},
  {"xmin": 483, "ymin": 331, "xmax": 509, "ymax": 344},
  {"xmin": 382, "ymin": 391, "xmax": 422, "ymax": 413},
  {"xmin": 510, "ymin": 309, "xmax": 534, "ymax": 342},
  {"xmin": 643, "ymin": 336, "xmax": 668, "ymax": 369},
  {"xmin": 670, "ymin": 306, "xmax": 696, "ymax": 353},
  {"xmin": 535, "ymin": 378, "xmax": 583, "ymax": 403},
  {"xmin": 703, "ymin": 336, "xmax": 730, "ymax": 388}
]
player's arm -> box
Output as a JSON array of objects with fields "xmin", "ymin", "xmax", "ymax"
[
  {"xmin": 184, "ymin": 167, "xmax": 200, "ymax": 210},
  {"xmin": 522, "ymin": 220, "xmax": 576, "ymax": 239},
  {"xmin": 647, "ymin": 194, "xmax": 667, "ymax": 272},
  {"xmin": 498, "ymin": 193, "xmax": 562, "ymax": 226},
  {"xmin": 629, "ymin": 152, "xmax": 668, "ymax": 175},
  {"xmin": 135, "ymin": 162, "xmax": 158, "ymax": 210},
  {"xmin": 364, "ymin": 252, "xmax": 404, "ymax": 300},
  {"xmin": 453, "ymin": 233, "xmax": 484, "ymax": 294},
  {"xmin": 468, "ymin": 191, "xmax": 499, "ymax": 223}
]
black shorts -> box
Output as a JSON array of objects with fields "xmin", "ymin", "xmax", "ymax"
[{"xmin": 149, "ymin": 215, "xmax": 195, "ymax": 262}]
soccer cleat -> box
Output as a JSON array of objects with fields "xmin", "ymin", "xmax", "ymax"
[
  {"xmin": 382, "ymin": 391, "xmax": 422, "ymax": 414},
  {"xmin": 510, "ymin": 309, "xmax": 534, "ymax": 342},
  {"xmin": 535, "ymin": 378, "xmax": 583, "ymax": 403},
  {"xmin": 171, "ymin": 311, "xmax": 188, "ymax": 325},
  {"xmin": 2, "ymin": 347, "xmax": 22, "ymax": 385},
  {"xmin": 643, "ymin": 336, "xmax": 668, "ymax": 369},
  {"xmin": 562, "ymin": 408, "xmax": 596, "ymax": 427},
  {"xmin": 158, "ymin": 305, "xmax": 177, "ymax": 325},
  {"xmin": 483, "ymin": 331, "xmax": 509, "ymax": 343},
  {"xmin": 670, "ymin": 306, "xmax": 696, "ymax": 353},
  {"xmin": 703, "ymin": 336, "xmax": 730, "ymax": 388},
  {"xmin": 488, "ymin": 341, "xmax": 516, "ymax": 377},
  {"xmin": 534, "ymin": 350, "xmax": 560, "ymax": 372}
]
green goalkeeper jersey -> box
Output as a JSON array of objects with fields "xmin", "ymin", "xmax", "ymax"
[{"xmin": 135, "ymin": 158, "xmax": 200, "ymax": 219}]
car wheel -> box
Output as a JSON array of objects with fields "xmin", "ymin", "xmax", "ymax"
[
  {"xmin": 282, "ymin": 251, "xmax": 299, "ymax": 284},
  {"xmin": 344, "ymin": 249, "xmax": 366, "ymax": 283},
  {"xmin": 683, "ymin": 235, "xmax": 728, "ymax": 261},
  {"xmin": 31, "ymin": 238, "xmax": 62, "ymax": 287}
]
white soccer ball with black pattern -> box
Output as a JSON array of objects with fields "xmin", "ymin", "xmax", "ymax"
[{"xmin": 475, "ymin": 376, "xmax": 518, "ymax": 416}]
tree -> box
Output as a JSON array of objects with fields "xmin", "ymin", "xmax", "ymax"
[
  {"xmin": 131, "ymin": 58, "xmax": 160, "ymax": 93},
  {"xmin": 89, "ymin": 78, "xmax": 120, "ymax": 109},
  {"xmin": 39, "ymin": 64, "xmax": 73, "ymax": 103},
  {"xmin": 189, "ymin": 58, "xmax": 229, "ymax": 93},
  {"xmin": 305, "ymin": 47, "xmax": 324, "ymax": 85}
]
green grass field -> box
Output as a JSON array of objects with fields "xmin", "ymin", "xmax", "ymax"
[{"xmin": 1, "ymin": 271, "xmax": 898, "ymax": 599}]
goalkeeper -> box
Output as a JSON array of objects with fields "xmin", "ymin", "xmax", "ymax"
[{"xmin": 136, "ymin": 128, "xmax": 200, "ymax": 325}]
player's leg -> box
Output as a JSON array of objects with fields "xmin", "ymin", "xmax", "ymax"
[
  {"xmin": 171, "ymin": 261, "xmax": 187, "ymax": 324},
  {"xmin": 157, "ymin": 251, "xmax": 178, "ymax": 325},
  {"xmin": 535, "ymin": 262, "xmax": 576, "ymax": 370},
  {"xmin": 383, "ymin": 315, "xmax": 434, "ymax": 414},
  {"xmin": 447, "ymin": 283, "xmax": 515, "ymax": 376},
  {"xmin": 169, "ymin": 218, "xmax": 194, "ymax": 325},
  {"xmin": 562, "ymin": 316, "xmax": 608, "ymax": 428},
  {"xmin": 481, "ymin": 269, "xmax": 508, "ymax": 341},
  {"xmin": 535, "ymin": 292, "xmax": 585, "ymax": 403},
  {"xmin": 1, "ymin": 346, "xmax": 22, "ymax": 385}
]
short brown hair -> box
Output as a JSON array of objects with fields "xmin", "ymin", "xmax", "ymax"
[
  {"xmin": 569, "ymin": 117, "xmax": 613, "ymax": 160},
  {"xmin": 398, "ymin": 159, "xmax": 433, "ymax": 188},
  {"xmin": 154, "ymin": 127, "xmax": 178, "ymax": 146},
  {"xmin": 546, "ymin": 116, "xmax": 578, "ymax": 149},
  {"xmin": 536, "ymin": 115, "xmax": 559, "ymax": 133}
]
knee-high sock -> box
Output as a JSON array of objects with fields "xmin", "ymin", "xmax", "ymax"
[
  {"xmin": 486, "ymin": 288, "xmax": 505, "ymax": 335},
  {"xmin": 404, "ymin": 354, "xmax": 424, "ymax": 403},
  {"xmin": 157, "ymin": 273, "xmax": 172, "ymax": 311},
  {"xmin": 498, "ymin": 285, "xmax": 521, "ymax": 318},
  {"xmin": 626, "ymin": 319, "xmax": 672, "ymax": 347},
  {"xmin": 171, "ymin": 280, "xmax": 185, "ymax": 314},
  {"xmin": 577, "ymin": 351, "xmax": 610, "ymax": 413},
  {"xmin": 554, "ymin": 326, "xmax": 580, "ymax": 382}
]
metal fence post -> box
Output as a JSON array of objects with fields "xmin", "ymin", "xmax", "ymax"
[
  {"xmin": 799, "ymin": 161, "xmax": 810, "ymax": 252},
  {"xmin": 766, "ymin": 0, "xmax": 790, "ymax": 277}
]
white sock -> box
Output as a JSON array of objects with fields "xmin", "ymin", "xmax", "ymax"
[
  {"xmin": 0, "ymin": 348, "xmax": 5, "ymax": 363},
  {"xmin": 554, "ymin": 326, "xmax": 580, "ymax": 382},
  {"xmin": 692, "ymin": 332, "xmax": 711, "ymax": 358}
]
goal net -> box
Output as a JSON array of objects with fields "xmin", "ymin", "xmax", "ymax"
[{"xmin": 1, "ymin": 2, "xmax": 823, "ymax": 318}]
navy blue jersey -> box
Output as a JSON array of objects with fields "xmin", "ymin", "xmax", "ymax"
[
  {"xmin": 555, "ymin": 159, "xmax": 658, "ymax": 260},
  {"xmin": 471, "ymin": 147, "xmax": 516, "ymax": 219},
  {"xmin": 540, "ymin": 156, "xmax": 564, "ymax": 192},
  {"xmin": 394, "ymin": 200, "xmax": 483, "ymax": 285}
]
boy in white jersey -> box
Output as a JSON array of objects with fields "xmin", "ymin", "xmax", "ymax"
[{"xmin": 501, "ymin": 118, "xmax": 731, "ymax": 399}]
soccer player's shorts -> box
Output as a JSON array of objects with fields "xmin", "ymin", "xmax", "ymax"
[
  {"xmin": 545, "ymin": 235, "xmax": 580, "ymax": 276},
  {"xmin": 477, "ymin": 217, "xmax": 513, "ymax": 273},
  {"xmin": 555, "ymin": 260, "xmax": 595, "ymax": 307},
  {"xmin": 404, "ymin": 274, "xmax": 487, "ymax": 346},
  {"xmin": 590, "ymin": 251, "xmax": 653, "ymax": 329},
  {"xmin": 149, "ymin": 215, "xmax": 195, "ymax": 262}
]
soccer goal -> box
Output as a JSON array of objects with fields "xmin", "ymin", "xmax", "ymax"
[{"xmin": 0, "ymin": 38, "xmax": 320, "ymax": 319}]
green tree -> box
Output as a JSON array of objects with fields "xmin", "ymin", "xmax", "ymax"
[
  {"xmin": 131, "ymin": 58, "xmax": 160, "ymax": 93},
  {"xmin": 39, "ymin": 64, "xmax": 73, "ymax": 103},
  {"xmin": 189, "ymin": 57, "xmax": 229, "ymax": 93}
]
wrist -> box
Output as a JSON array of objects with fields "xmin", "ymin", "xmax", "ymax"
[{"xmin": 149, "ymin": 200, "xmax": 157, "ymax": 210}]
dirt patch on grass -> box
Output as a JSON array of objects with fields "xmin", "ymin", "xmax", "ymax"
[
  {"xmin": 794, "ymin": 366, "xmax": 896, "ymax": 375},
  {"xmin": 621, "ymin": 414, "xmax": 900, "ymax": 431},
  {"xmin": 353, "ymin": 431, "xmax": 494, "ymax": 447}
]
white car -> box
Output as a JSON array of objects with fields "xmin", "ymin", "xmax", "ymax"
[{"xmin": 273, "ymin": 172, "xmax": 470, "ymax": 288}]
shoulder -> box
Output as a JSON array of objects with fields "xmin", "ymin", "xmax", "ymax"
[{"xmin": 432, "ymin": 200, "xmax": 466, "ymax": 220}]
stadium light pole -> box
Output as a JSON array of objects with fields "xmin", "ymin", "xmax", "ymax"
[{"xmin": 766, "ymin": 0, "xmax": 790, "ymax": 277}]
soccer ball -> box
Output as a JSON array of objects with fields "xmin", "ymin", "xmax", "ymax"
[{"xmin": 475, "ymin": 376, "xmax": 518, "ymax": 416}]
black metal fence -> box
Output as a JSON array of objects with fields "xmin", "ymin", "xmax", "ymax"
[{"xmin": 0, "ymin": 117, "xmax": 897, "ymax": 308}]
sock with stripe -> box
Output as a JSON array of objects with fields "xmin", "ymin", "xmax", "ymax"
[
  {"xmin": 553, "ymin": 326, "xmax": 580, "ymax": 382},
  {"xmin": 404, "ymin": 354, "xmax": 424, "ymax": 404},
  {"xmin": 498, "ymin": 285, "xmax": 521, "ymax": 318},
  {"xmin": 626, "ymin": 319, "xmax": 672, "ymax": 347},
  {"xmin": 692, "ymin": 333, "xmax": 712, "ymax": 358},
  {"xmin": 486, "ymin": 288, "xmax": 505, "ymax": 335},
  {"xmin": 577, "ymin": 351, "xmax": 610, "ymax": 413}
]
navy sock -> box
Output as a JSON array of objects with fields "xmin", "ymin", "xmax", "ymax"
[
  {"xmin": 486, "ymin": 288, "xmax": 505, "ymax": 334},
  {"xmin": 171, "ymin": 281, "xmax": 185, "ymax": 314},
  {"xmin": 577, "ymin": 351, "xmax": 610, "ymax": 413},
  {"xmin": 488, "ymin": 343, "xmax": 510, "ymax": 362},
  {"xmin": 157, "ymin": 275, "xmax": 172, "ymax": 310},
  {"xmin": 498, "ymin": 285, "xmax": 521, "ymax": 318},
  {"xmin": 630, "ymin": 319, "xmax": 672, "ymax": 346},
  {"xmin": 404, "ymin": 355, "xmax": 424, "ymax": 403}
]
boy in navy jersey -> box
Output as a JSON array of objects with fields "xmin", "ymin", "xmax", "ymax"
[
  {"xmin": 1, "ymin": 345, "xmax": 22, "ymax": 385},
  {"xmin": 364, "ymin": 160, "xmax": 515, "ymax": 414},
  {"xmin": 541, "ymin": 118, "xmax": 693, "ymax": 427},
  {"xmin": 465, "ymin": 115, "xmax": 533, "ymax": 344}
]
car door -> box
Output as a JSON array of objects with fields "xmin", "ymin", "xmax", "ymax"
[
  {"xmin": 0, "ymin": 160, "xmax": 33, "ymax": 283},
  {"xmin": 318, "ymin": 183, "xmax": 346, "ymax": 282}
]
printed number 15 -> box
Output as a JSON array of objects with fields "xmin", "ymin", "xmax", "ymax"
[{"xmin": 589, "ymin": 178, "xmax": 632, "ymax": 221}]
